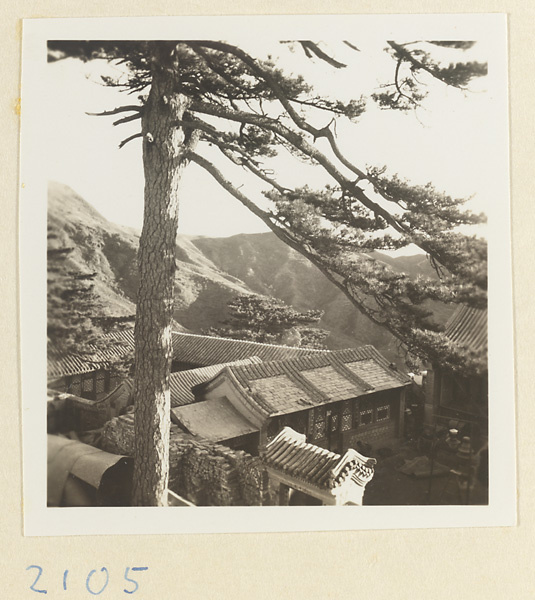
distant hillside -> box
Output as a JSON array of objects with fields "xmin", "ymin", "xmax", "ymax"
[
  {"xmin": 48, "ymin": 182, "xmax": 254, "ymax": 332},
  {"xmin": 191, "ymin": 233, "xmax": 454, "ymax": 358},
  {"xmin": 48, "ymin": 182, "xmax": 454, "ymax": 364}
]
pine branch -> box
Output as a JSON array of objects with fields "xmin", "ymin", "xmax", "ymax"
[
  {"xmin": 387, "ymin": 41, "xmax": 485, "ymax": 91},
  {"xmin": 393, "ymin": 58, "xmax": 421, "ymax": 107},
  {"xmin": 298, "ymin": 41, "xmax": 347, "ymax": 69},
  {"xmin": 113, "ymin": 112, "xmax": 143, "ymax": 126},
  {"xmin": 204, "ymin": 137, "xmax": 290, "ymax": 194},
  {"xmin": 118, "ymin": 132, "xmax": 143, "ymax": 149},
  {"xmin": 188, "ymin": 152, "xmax": 406, "ymax": 334},
  {"xmin": 192, "ymin": 41, "xmax": 369, "ymax": 182},
  {"xmin": 191, "ymin": 99, "xmax": 483, "ymax": 285},
  {"xmin": 343, "ymin": 41, "xmax": 361, "ymax": 52},
  {"xmin": 86, "ymin": 105, "xmax": 143, "ymax": 117},
  {"xmin": 189, "ymin": 100, "xmax": 412, "ymax": 237},
  {"xmin": 186, "ymin": 43, "xmax": 248, "ymax": 91}
]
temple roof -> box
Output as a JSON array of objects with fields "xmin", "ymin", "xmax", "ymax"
[
  {"xmin": 47, "ymin": 328, "xmax": 135, "ymax": 378},
  {"xmin": 171, "ymin": 331, "xmax": 330, "ymax": 366},
  {"xmin": 48, "ymin": 327, "xmax": 327, "ymax": 379},
  {"xmin": 195, "ymin": 346, "xmax": 410, "ymax": 419},
  {"xmin": 170, "ymin": 357, "xmax": 262, "ymax": 407},
  {"xmin": 444, "ymin": 305, "xmax": 487, "ymax": 354},
  {"xmin": 262, "ymin": 427, "xmax": 376, "ymax": 490}
]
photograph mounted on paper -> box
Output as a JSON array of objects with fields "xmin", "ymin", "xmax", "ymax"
[{"xmin": 20, "ymin": 15, "xmax": 514, "ymax": 533}]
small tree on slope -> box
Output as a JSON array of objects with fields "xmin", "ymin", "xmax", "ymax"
[{"xmin": 205, "ymin": 293, "xmax": 329, "ymax": 348}]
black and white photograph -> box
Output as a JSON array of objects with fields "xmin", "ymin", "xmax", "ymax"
[{"xmin": 20, "ymin": 14, "xmax": 513, "ymax": 534}]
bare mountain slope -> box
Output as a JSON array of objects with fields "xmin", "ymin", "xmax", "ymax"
[
  {"xmin": 190, "ymin": 233, "xmax": 454, "ymax": 358},
  {"xmin": 48, "ymin": 182, "xmax": 453, "ymax": 363},
  {"xmin": 48, "ymin": 182, "xmax": 253, "ymax": 331}
]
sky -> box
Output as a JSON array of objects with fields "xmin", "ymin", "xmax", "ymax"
[{"xmin": 45, "ymin": 39, "xmax": 493, "ymax": 241}]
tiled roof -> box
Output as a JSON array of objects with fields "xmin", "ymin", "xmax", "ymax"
[
  {"xmin": 170, "ymin": 357, "xmax": 262, "ymax": 408},
  {"xmin": 47, "ymin": 328, "xmax": 135, "ymax": 378},
  {"xmin": 444, "ymin": 305, "xmax": 487, "ymax": 354},
  {"xmin": 345, "ymin": 359, "xmax": 402, "ymax": 389},
  {"xmin": 48, "ymin": 327, "xmax": 327, "ymax": 378},
  {"xmin": 171, "ymin": 332, "xmax": 329, "ymax": 366},
  {"xmin": 262, "ymin": 427, "xmax": 376, "ymax": 490},
  {"xmin": 197, "ymin": 346, "xmax": 410, "ymax": 419},
  {"xmin": 170, "ymin": 397, "xmax": 258, "ymax": 443}
]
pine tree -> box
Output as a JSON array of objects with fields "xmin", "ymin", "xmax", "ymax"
[
  {"xmin": 47, "ymin": 230, "xmax": 101, "ymax": 354},
  {"xmin": 48, "ymin": 39, "xmax": 487, "ymax": 505},
  {"xmin": 47, "ymin": 229, "xmax": 135, "ymax": 377},
  {"xmin": 205, "ymin": 293, "xmax": 329, "ymax": 348}
]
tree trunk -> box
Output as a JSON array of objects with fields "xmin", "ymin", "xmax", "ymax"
[{"xmin": 132, "ymin": 44, "xmax": 198, "ymax": 506}]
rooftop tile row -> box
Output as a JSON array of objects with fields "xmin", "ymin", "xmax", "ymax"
[
  {"xmin": 171, "ymin": 331, "xmax": 329, "ymax": 366},
  {"xmin": 170, "ymin": 357, "xmax": 262, "ymax": 408},
  {"xmin": 444, "ymin": 305, "xmax": 487, "ymax": 354},
  {"xmin": 263, "ymin": 427, "xmax": 376, "ymax": 490},
  {"xmin": 219, "ymin": 347, "xmax": 410, "ymax": 418},
  {"xmin": 47, "ymin": 328, "xmax": 135, "ymax": 379},
  {"xmin": 49, "ymin": 327, "xmax": 327, "ymax": 379}
]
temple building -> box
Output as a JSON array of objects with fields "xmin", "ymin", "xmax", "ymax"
[
  {"xmin": 423, "ymin": 305, "xmax": 488, "ymax": 441},
  {"xmin": 47, "ymin": 327, "xmax": 327, "ymax": 399},
  {"xmin": 172, "ymin": 345, "xmax": 411, "ymax": 455}
]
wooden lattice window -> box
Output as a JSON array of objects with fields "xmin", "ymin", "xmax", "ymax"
[
  {"xmin": 95, "ymin": 371, "xmax": 107, "ymax": 394},
  {"xmin": 312, "ymin": 406, "xmax": 326, "ymax": 439},
  {"xmin": 81, "ymin": 374, "xmax": 94, "ymax": 393},
  {"xmin": 313, "ymin": 419, "xmax": 326, "ymax": 439},
  {"xmin": 68, "ymin": 374, "xmax": 82, "ymax": 396},
  {"xmin": 329, "ymin": 412, "xmax": 339, "ymax": 433},
  {"xmin": 376, "ymin": 404, "xmax": 391, "ymax": 422},
  {"xmin": 341, "ymin": 400, "xmax": 352, "ymax": 432},
  {"xmin": 360, "ymin": 408, "xmax": 373, "ymax": 426}
]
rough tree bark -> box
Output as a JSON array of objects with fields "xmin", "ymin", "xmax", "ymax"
[{"xmin": 132, "ymin": 43, "xmax": 199, "ymax": 506}]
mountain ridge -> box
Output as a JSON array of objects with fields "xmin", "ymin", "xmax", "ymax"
[{"xmin": 48, "ymin": 181, "xmax": 454, "ymax": 362}]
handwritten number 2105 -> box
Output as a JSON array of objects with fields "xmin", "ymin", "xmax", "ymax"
[{"xmin": 26, "ymin": 565, "xmax": 148, "ymax": 595}]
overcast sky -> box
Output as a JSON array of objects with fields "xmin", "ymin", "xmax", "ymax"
[{"xmin": 45, "ymin": 39, "xmax": 492, "ymax": 240}]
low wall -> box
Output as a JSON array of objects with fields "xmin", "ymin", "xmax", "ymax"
[
  {"xmin": 47, "ymin": 392, "xmax": 107, "ymax": 433},
  {"xmin": 47, "ymin": 382, "xmax": 133, "ymax": 434},
  {"xmin": 101, "ymin": 412, "xmax": 136, "ymax": 455},
  {"xmin": 101, "ymin": 414, "xmax": 275, "ymax": 506}
]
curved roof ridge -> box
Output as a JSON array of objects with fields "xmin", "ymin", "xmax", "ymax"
[
  {"xmin": 171, "ymin": 330, "xmax": 331, "ymax": 353},
  {"xmin": 263, "ymin": 427, "xmax": 376, "ymax": 490}
]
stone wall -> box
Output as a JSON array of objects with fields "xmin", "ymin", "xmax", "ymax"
[
  {"xmin": 101, "ymin": 414, "xmax": 274, "ymax": 506},
  {"xmin": 168, "ymin": 435, "xmax": 273, "ymax": 506},
  {"xmin": 101, "ymin": 412, "xmax": 135, "ymax": 455}
]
